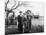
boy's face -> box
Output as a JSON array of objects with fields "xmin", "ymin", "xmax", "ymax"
[
  {"xmin": 20, "ymin": 13, "xmax": 22, "ymax": 16},
  {"xmin": 20, "ymin": 13, "xmax": 22, "ymax": 15}
]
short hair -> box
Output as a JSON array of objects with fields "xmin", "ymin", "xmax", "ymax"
[
  {"xmin": 19, "ymin": 11, "xmax": 22, "ymax": 13},
  {"xmin": 27, "ymin": 10, "xmax": 31, "ymax": 13}
]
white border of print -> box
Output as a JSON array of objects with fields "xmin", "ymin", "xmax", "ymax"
[{"xmin": 0, "ymin": 0, "xmax": 46, "ymax": 35}]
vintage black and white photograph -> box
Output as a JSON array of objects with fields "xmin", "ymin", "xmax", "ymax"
[{"xmin": 5, "ymin": 0, "xmax": 44, "ymax": 35}]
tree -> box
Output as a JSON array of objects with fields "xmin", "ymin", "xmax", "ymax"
[{"xmin": 5, "ymin": 0, "xmax": 24, "ymax": 18}]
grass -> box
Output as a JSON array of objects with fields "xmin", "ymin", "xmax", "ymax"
[
  {"xmin": 5, "ymin": 17, "xmax": 44, "ymax": 34},
  {"xmin": 31, "ymin": 25, "xmax": 44, "ymax": 33}
]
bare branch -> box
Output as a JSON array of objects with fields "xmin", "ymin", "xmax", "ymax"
[
  {"xmin": 11, "ymin": 0, "xmax": 17, "ymax": 9},
  {"xmin": 12, "ymin": 1, "xmax": 23, "ymax": 10},
  {"xmin": 5, "ymin": 0, "xmax": 9, "ymax": 11},
  {"xmin": 5, "ymin": 0, "xmax": 22, "ymax": 11},
  {"xmin": 5, "ymin": 0, "xmax": 9, "ymax": 8}
]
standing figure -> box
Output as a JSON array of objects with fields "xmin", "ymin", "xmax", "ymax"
[
  {"xmin": 26, "ymin": 10, "xmax": 32, "ymax": 32},
  {"xmin": 18, "ymin": 11, "xmax": 23, "ymax": 33}
]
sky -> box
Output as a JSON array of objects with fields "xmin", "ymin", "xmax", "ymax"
[{"xmin": 5, "ymin": 0, "xmax": 44, "ymax": 16}]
